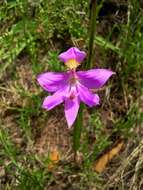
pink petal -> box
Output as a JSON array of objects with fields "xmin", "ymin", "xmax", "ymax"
[
  {"xmin": 37, "ymin": 72, "xmax": 69, "ymax": 92},
  {"xmin": 42, "ymin": 87, "xmax": 67, "ymax": 110},
  {"xmin": 77, "ymin": 69, "xmax": 115, "ymax": 89},
  {"xmin": 77, "ymin": 84, "xmax": 100, "ymax": 107},
  {"xmin": 58, "ymin": 47, "xmax": 86, "ymax": 63},
  {"xmin": 64, "ymin": 96, "xmax": 80, "ymax": 128}
]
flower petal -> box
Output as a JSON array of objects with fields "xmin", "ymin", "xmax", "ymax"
[
  {"xmin": 77, "ymin": 69, "xmax": 115, "ymax": 89},
  {"xmin": 58, "ymin": 47, "xmax": 86, "ymax": 63},
  {"xmin": 64, "ymin": 96, "xmax": 80, "ymax": 128},
  {"xmin": 37, "ymin": 72, "xmax": 69, "ymax": 92},
  {"xmin": 77, "ymin": 84, "xmax": 100, "ymax": 107},
  {"xmin": 42, "ymin": 87, "xmax": 67, "ymax": 110}
]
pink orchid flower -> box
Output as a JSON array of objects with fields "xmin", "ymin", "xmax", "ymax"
[{"xmin": 37, "ymin": 47, "xmax": 115, "ymax": 128}]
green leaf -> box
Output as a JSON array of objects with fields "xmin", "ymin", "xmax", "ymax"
[{"xmin": 95, "ymin": 35, "xmax": 121, "ymax": 55}]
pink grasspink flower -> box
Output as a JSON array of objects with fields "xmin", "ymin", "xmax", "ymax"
[{"xmin": 37, "ymin": 47, "xmax": 115, "ymax": 128}]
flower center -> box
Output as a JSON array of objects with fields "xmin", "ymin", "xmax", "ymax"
[
  {"xmin": 69, "ymin": 71, "xmax": 79, "ymax": 86},
  {"xmin": 70, "ymin": 76, "xmax": 77, "ymax": 85}
]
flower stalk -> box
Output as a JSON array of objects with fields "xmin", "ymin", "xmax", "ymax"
[
  {"xmin": 73, "ymin": 104, "xmax": 83, "ymax": 160},
  {"xmin": 73, "ymin": 0, "xmax": 97, "ymax": 157},
  {"xmin": 86, "ymin": 0, "xmax": 97, "ymax": 69}
]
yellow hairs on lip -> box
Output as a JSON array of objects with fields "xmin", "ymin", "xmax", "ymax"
[{"xmin": 65, "ymin": 59, "xmax": 80, "ymax": 69}]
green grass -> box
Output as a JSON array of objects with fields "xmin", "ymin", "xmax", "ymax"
[{"xmin": 0, "ymin": 0, "xmax": 143, "ymax": 189}]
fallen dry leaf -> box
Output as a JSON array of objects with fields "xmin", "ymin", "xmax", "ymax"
[{"xmin": 94, "ymin": 140, "xmax": 124, "ymax": 173}]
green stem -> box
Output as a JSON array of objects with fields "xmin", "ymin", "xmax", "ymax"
[
  {"xmin": 86, "ymin": 0, "xmax": 97, "ymax": 69},
  {"xmin": 73, "ymin": 104, "xmax": 84, "ymax": 159},
  {"xmin": 86, "ymin": 0, "xmax": 104, "ymax": 69}
]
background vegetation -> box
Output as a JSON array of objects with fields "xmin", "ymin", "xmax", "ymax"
[{"xmin": 0, "ymin": 0, "xmax": 143, "ymax": 189}]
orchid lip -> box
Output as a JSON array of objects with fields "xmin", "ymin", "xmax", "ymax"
[{"xmin": 58, "ymin": 47, "xmax": 86, "ymax": 68}]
